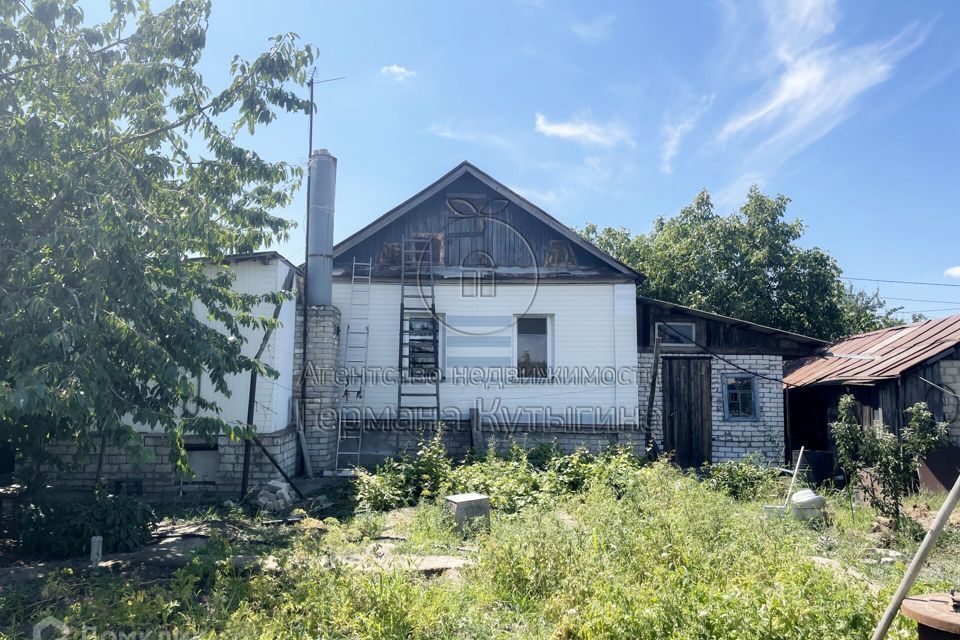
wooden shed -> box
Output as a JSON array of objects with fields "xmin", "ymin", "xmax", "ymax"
[{"xmin": 784, "ymin": 315, "xmax": 960, "ymax": 458}]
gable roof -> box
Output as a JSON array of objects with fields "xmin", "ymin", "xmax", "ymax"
[
  {"xmin": 333, "ymin": 161, "xmax": 642, "ymax": 280},
  {"xmin": 784, "ymin": 314, "xmax": 960, "ymax": 386},
  {"xmin": 639, "ymin": 296, "xmax": 827, "ymax": 346}
]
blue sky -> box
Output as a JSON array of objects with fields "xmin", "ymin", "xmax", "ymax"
[{"xmin": 89, "ymin": 0, "xmax": 960, "ymax": 319}]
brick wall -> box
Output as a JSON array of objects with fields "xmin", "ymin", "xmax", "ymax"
[
  {"xmin": 637, "ymin": 353, "xmax": 785, "ymax": 464},
  {"xmin": 340, "ymin": 419, "xmax": 646, "ymax": 468},
  {"xmin": 293, "ymin": 303, "xmax": 341, "ymax": 473},
  {"xmin": 709, "ymin": 356, "xmax": 784, "ymax": 464},
  {"xmin": 40, "ymin": 428, "xmax": 298, "ymax": 498}
]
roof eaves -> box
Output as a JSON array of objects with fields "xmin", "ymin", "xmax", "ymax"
[{"xmin": 638, "ymin": 296, "xmax": 827, "ymax": 345}]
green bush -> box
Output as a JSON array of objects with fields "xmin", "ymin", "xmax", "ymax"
[
  {"xmin": 354, "ymin": 430, "xmax": 452, "ymax": 511},
  {"xmin": 20, "ymin": 490, "xmax": 156, "ymax": 558},
  {"xmin": 701, "ymin": 454, "xmax": 781, "ymax": 501},
  {"xmin": 832, "ymin": 395, "xmax": 948, "ymax": 526},
  {"xmin": 451, "ymin": 445, "xmax": 543, "ymax": 512},
  {"xmin": 358, "ymin": 439, "xmax": 650, "ymax": 514}
]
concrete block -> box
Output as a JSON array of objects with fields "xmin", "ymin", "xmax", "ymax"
[
  {"xmin": 445, "ymin": 492, "xmax": 490, "ymax": 531},
  {"xmin": 267, "ymin": 479, "xmax": 290, "ymax": 493},
  {"xmin": 90, "ymin": 536, "xmax": 103, "ymax": 567}
]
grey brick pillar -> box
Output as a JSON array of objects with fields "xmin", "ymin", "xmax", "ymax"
[{"xmin": 294, "ymin": 303, "xmax": 341, "ymax": 473}]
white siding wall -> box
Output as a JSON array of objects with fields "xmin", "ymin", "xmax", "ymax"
[
  {"xmin": 333, "ymin": 280, "xmax": 639, "ymax": 427},
  {"xmin": 178, "ymin": 259, "xmax": 296, "ymax": 434}
]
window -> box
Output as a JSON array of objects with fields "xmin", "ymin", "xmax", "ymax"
[
  {"xmin": 516, "ymin": 317, "xmax": 549, "ymax": 379},
  {"xmin": 411, "ymin": 233, "xmax": 444, "ymax": 265},
  {"xmin": 656, "ymin": 322, "xmax": 696, "ymax": 346},
  {"xmin": 407, "ymin": 314, "xmax": 443, "ymax": 380},
  {"xmin": 377, "ymin": 242, "xmax": 401, "ymax": 265},
  {"xmin": 184, "ymin": 441, "xmax": 219, "ymax": 484},
  {"xmin": 724, "ymin": 375, "xmax": 758, "ymax": 420},
  {"xmin": 544, "ymin": 240, "xmax": 578, "ymax": 267}
]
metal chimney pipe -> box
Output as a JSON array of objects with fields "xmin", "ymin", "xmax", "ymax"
[{"xmin": 306, "ymin": 149, "xmax": 336, "ymax": 306}]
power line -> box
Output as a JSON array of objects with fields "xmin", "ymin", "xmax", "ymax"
[
  {"xmin": 884, "ymin": 296, "xmax": 960, "ymax": 305},
  {"xmin": 842, "ymin": 276, "xmax": 960, "ymax": 288},
  {"xmin": 892, "ymin": 307, "xmax": 960, "ymax": 314},
  {"xmin": 657, "ymin": 322, "xmax": 802, "ymax": 388}
]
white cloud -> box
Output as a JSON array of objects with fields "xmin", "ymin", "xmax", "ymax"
[
  {"xmin": 660, "ymin": 96, "xmax": 713, "ymax": 174},
  {"xmin": 716, "ymin": 0, "xmax": 925, "ymax": 169},
  {"xmin": 534, "ymin": 113, "xmax": 632, "ymax": 147},
  {"xmin": 380, "ymin": 64, "xmax": 415, "ymax": 81},
  {"xmin": 513, "ymin": 186, "xmax": 571, "ymax": 208},
  {"xmin": 427, "ymin": 121, "xmax": 511, "ymax": 148},
  {"xmin": 945, "ymin": 267, "xmax": 960, "ymax": 279},
  {"xmin": 714, "ymin": 170, "xmax": 768, "ymax": 210},
  {"xmin": 571, "ymin": 13, "xmax": 615, "ymax": 43}
]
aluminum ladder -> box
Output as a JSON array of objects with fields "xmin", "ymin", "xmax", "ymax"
[
  {"xmin": 335, "ymin": 258, "xmax": 372, "ymax": 473},
  {"xmin": 396, "ymin": 237, "xmax": 442, "ymax": 429}
]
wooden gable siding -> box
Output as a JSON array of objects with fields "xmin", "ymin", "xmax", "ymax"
[
  {"xmin": 334, "ymin": 172, "xmax": 624, "ymax": 280},
  {"xmin": 638, "ymin": 302, "xmax": 817, "ymax": 357}
]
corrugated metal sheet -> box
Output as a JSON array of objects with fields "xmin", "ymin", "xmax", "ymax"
[{"xmin": 784, "ymin": 315, "xmax": 960, "ymax": 386}]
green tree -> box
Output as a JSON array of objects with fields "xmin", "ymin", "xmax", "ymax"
[
  {"xmin": 580, "ymin": 187, "xmax": 901, "ymax": 340},
  {"xmin": 839, "ymin": 286, "xmax": 903, "ymax": 335},
  {"xmin": 831, "ymin": 395, "xmax": 947, "ymax": 526},
  {"xmin": 0, "ymin": 0, "xmax": 314, "ymax": 479}
]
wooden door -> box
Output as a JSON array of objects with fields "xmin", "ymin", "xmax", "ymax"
[{"xmin": 662, "ymin": 357, "xmax": 712, "ymax": 467}]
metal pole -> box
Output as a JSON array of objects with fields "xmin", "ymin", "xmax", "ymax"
[
  {"xmin": 252, "ymin": 435, "xmax": 306, "ymax": 500},
  {"xmin": 645, "ymin": 336, "xmax": 662, "ymax": 458},
  {"xmin": 239, "ymin": 370, "xmax": 257, "ymax": 500},
  {"xmin": 299, "ymin": 73, "xmax": 315, "ymax": 439},
  {"xmin": 870, "ymin": 472, "xmax": 960, "ymax": 640}
]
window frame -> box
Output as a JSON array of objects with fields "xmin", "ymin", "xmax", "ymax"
[
  {"xmin": 723, "ymin": 374, "xmax": 760, "ymax": 421},
  {"xmin": 513, "ymin": 314, "xmax": 553, "ymax": 381},
  {"xmin": 406, "ymin": 312, "xmax": 445, "ymax": 381},
  {"xmin": 655, "ymin": 321, "xmax": 697, "ymax": 347}
]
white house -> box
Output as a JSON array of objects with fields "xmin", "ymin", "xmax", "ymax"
[{"xmin": 41, "ymin": 155, "xmax": 824, "ymax": 495}]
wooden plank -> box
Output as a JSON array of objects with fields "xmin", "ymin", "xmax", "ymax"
[{"xmin": 662, "ymin": 357, "xmax": 712, "ymax": 467}]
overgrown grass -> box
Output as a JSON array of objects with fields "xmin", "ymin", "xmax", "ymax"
[{"xmin": 4, "ymin": 453, "xmax": 939, "ymax": 639}]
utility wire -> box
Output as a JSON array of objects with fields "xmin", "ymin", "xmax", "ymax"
[
  {"xmin": 892, "ymin": 307, "xmax": 960, "ymax": 314},
  {"xmin": 884, "ymin": 296, "xmax": 960, "ymax": 305},
  {"xmin": 842, "ymin": 276, "xmax": 960, "ymax": 288},
  {"xmin": 919, "ymin": 376, "xmax": 960, "ymax": 401},
  {"xmin": 657, "ymin": 322, "xmax": 803, "ymax": 388}
]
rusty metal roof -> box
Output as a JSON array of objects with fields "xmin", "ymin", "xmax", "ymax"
[{"xmin": 783, "ymin": 315, "xmax": 960, "ymax": 387}]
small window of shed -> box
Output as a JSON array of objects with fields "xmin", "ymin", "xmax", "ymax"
[
  {"xmin": 656, "ymin": 322, "xmax": 696, "ymax": 346},
  {"xmin": 724, "ymin": 376, "xmax": 758, "ymax": 420}
]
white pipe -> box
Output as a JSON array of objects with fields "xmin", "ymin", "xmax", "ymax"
[
  {"xmin": 784, "ymin": 446, "xmax": 805, "ymax": 508},
  {"xmin": 870, "ymin": 472, "xmax": 960, "ymax": 640}
]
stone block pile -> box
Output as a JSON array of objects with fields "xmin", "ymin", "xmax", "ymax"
[{"xmin": 256, "ymin": 479, "xmax": 294, "ymax": 513}]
